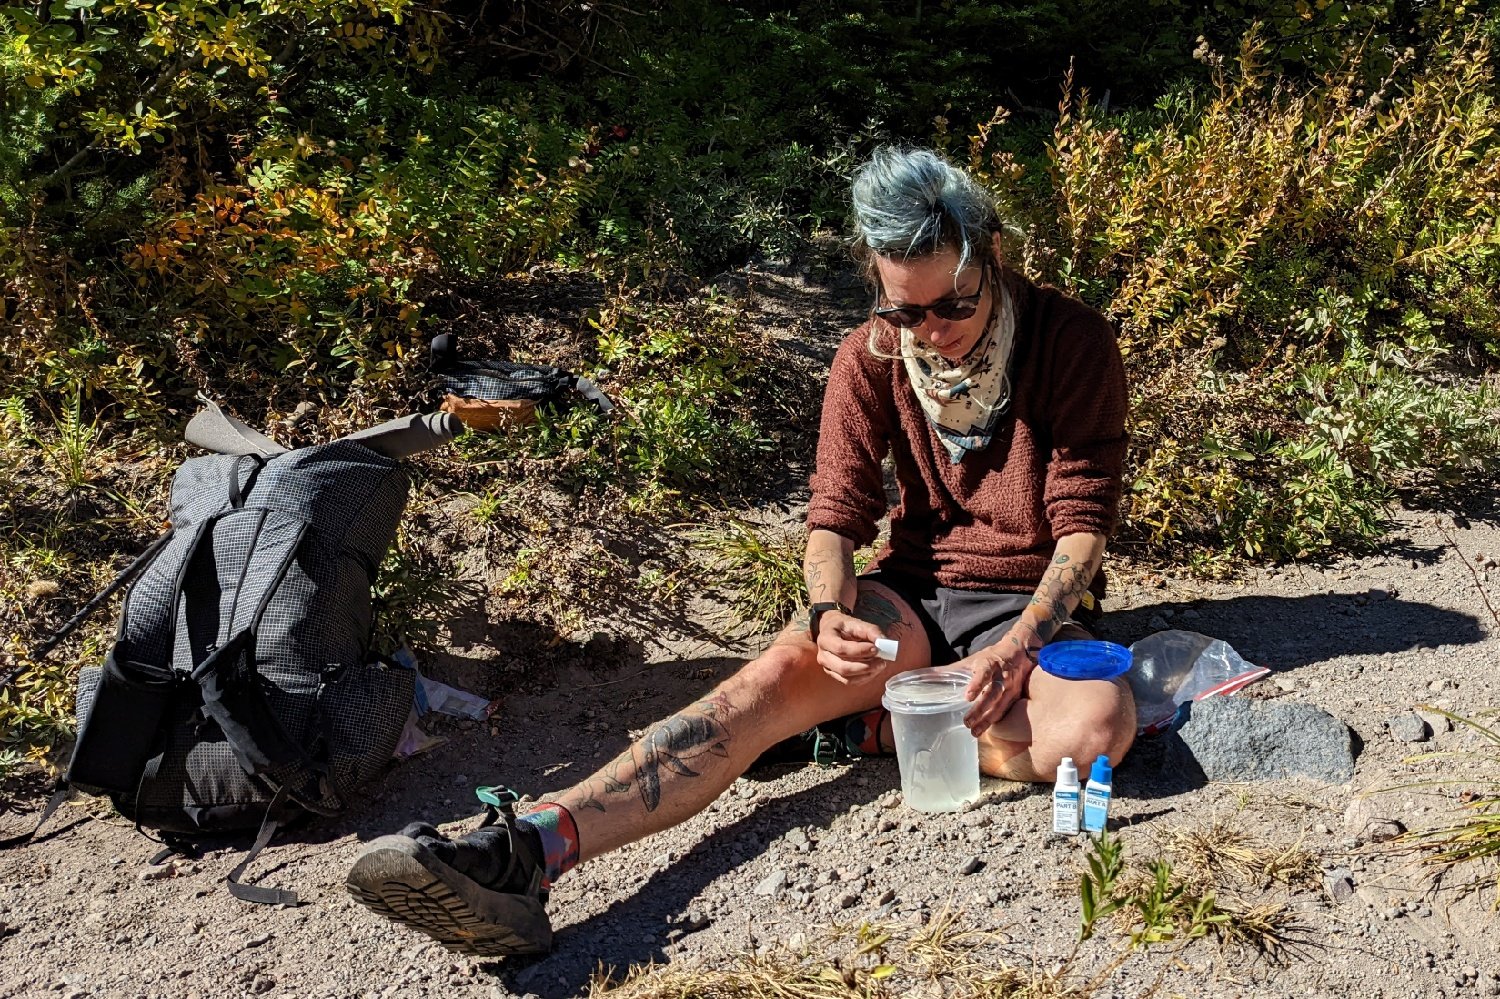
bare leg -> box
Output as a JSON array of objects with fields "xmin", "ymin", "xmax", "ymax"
[
  {"xmin": 978, "ymin": 669, "xmax": 1136, "ymax": 782},
  {"xmin": 551, "ymin": 581, "xmax": 932, "ymax": 863}
]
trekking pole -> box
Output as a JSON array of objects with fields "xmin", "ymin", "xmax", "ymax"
[{"xmin": 0, "ymin": 530, "xmax": 174, "ymax": 691}]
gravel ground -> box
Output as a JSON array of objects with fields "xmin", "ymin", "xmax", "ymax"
[{"xmin": 3, "ymin": 274, "xmax": 1498, "ymax": 999}]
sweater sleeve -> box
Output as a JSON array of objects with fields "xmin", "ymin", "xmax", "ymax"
[
  {"xmin": 806, "ymin": 329, "xmax": 894, "ymax": 547},
  {"xmin": 1042, "ymin": 309, "xmax": 1128, "ymax": 539}
]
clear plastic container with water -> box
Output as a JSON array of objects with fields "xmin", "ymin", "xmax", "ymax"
[{"xmin": 881, "ymin": 667, "xmax": 980, "ymax": 812}]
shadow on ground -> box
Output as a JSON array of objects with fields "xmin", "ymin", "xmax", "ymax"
[{"xmin": 1098, "ymin": 591, "xmax": 1484, "ymax": 670}]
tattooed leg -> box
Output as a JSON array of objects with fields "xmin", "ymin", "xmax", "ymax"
[{"xmin": 853, "ymin": 589, "xmax": 908, "ymax": 638}]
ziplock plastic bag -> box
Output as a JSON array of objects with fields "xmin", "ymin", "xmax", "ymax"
[{"xmin": 1126, "ymin": 630, "xmax": 1270, "ymax": 736}]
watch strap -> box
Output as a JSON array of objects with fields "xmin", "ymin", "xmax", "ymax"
[{"xmin": 808, "ymin": 601, "xmax": 852, "ymax": 640}]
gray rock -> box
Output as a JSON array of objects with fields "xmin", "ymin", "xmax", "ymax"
[
  {"xmin": 1168, "ymin": 697, "xmax": 1355, "ymax": 783},
  {"xmin": 1365, "ymin": 820, "xmax": 1406, "ymax": 843},
  {"xmin": 957, "ymin": 855, "xmax": 984, "ymax": 876},
  {"xmin": 1324, "ymin": 867, "xmax": 1356, "ymax": 904},
  {"xmin": 1387, "ymin": 712, "xmax": 1432, "ymax": 744},
  {"xmin": 753, "ymin": 869, "xmax": 788, "ymax": 897}
]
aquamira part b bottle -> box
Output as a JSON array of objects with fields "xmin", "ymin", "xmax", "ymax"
[{"xmin": 1052, "ymin": 757, "xmax": 1081, "ymax": 834}]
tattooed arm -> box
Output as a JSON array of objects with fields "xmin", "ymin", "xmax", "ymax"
[
  {"xmin": 959, "ymin": 531, "xmax": 1106, "ymax": 734},
  {"xmin": 804, "ymin": 528, "xmax": 859, "ymax": 610}
]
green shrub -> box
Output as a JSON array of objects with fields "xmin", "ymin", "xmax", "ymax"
[{"xmin": 987, "ymin": 22, "xmax": 1500, "ymax": 561}]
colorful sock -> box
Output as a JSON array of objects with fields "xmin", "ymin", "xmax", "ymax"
[
  {"xmin": 844, "ymin": 707, "xmax": 893, "ymax": 756},
  {"xmin": 517, "ymin": 803, "xmax": 580, "ymax": 886}
]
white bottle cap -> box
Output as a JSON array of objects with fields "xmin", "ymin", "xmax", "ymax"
[
  {"xmin": 1056, "ymin": 757, "xmax": 1079, "ymax": 786},
  {"xmin": 874, "ymin": 637, "xmax": 899, "ymax": 661}
]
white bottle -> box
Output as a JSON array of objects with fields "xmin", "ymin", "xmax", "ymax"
[
  {"xmin": 1082, "ymin": 755, "xmax": 1113, "ymax": 834},
  {"xmin": 1052, "ymin": 756, "xmax": 1081, "ymax": 834}
]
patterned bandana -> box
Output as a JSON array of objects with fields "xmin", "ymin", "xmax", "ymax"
[{"xmin": 900, "ymin": 285, "xmax": 1016, "ymax": 463}]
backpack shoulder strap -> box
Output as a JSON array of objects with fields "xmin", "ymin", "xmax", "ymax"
[{"xmin": 191, "ymin": 511, "xmax": 320, "ymax": 790}]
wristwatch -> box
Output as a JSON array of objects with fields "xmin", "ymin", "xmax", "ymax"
[{"xmin": 808, "ymin": 601, "xmax": 853, "ymax": 640}]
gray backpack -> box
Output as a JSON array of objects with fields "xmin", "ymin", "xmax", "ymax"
[{"xmin": 2, "ymin": 410, "xmax": 459, "ymax": 903}]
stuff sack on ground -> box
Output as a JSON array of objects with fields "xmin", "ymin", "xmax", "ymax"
[
  {"xmin": 2, "ymin": 409, "xmax": 459, "ymax": 904},
  {"xmin": 430, "ymin": 332, "xmax": 614, "ymax": 430}
]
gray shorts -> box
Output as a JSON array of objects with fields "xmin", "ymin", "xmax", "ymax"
[{"xmin": 861, "ymin": 570, "xmax": 1099, "ymax": 666}]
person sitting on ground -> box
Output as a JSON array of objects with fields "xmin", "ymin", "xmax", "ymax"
[{"xmin": 345, "ymin": 145, "xmax": 1136, "ymax": 957}]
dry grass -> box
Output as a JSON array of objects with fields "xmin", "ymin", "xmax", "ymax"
[
  {"xmin": 588, "ymin": 914, "xmax": 1086, "ymax": 999},
  {"xmin": 1151, "ymin": 820, "xmax": 1320, "ymax": 892},
  {"xmin": 1098, "ymin": 822, "xmax": 1317, "ymax": 962},
  {"xmin": 1390, "ymin": 707, "xmax": 1500, "ymax": 905}
]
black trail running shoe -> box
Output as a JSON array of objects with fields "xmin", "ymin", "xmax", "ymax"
[{"xmin": 346, "ymin": 797, "xmax": 552, "ymax": 957}]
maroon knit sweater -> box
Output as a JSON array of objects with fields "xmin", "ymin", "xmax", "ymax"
[{"xmin": 807, "ymin": 270, "xmax": 1128, "ymax": 597}]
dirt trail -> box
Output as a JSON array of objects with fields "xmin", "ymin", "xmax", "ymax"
[{"xmin": 3, "ymin": 272, "xmax": 1499, "ymax": 999}]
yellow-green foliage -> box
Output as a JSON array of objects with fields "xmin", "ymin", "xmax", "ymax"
[{"xmin": 976, "ymin": 23, "xmax": 1500, "ymax": 560}]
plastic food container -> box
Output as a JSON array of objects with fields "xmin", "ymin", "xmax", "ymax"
[{"xmin": 881, "ymin": 668, "xmax": 981, "ymax": 812}]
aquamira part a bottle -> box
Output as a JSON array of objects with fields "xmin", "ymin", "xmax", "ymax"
[
  {"xmin": 1052, "ymin": 756, "xmax": 1081, "ymax": 834},
  {"xmin": 1082, "ymin": 755, "xmax": 1112, "ymax": 834}
]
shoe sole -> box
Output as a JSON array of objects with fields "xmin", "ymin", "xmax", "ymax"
[{"xmin": 346, "ymin": 834, "xmax": 553, "ymax": 957}]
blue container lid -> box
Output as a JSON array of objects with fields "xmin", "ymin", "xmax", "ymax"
[{"xmin": 1037, "ymin": 640, "xmax": 1132, "ymax": 681}]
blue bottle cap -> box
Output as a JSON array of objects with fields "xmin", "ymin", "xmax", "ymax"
[
  {"xmin": 1089, "ymin": 755, "xmax": 1112, "ymax": 785},
  {"xmin": 1037, "ymin": 640, "xmax": 1133, "ymax": 681}
]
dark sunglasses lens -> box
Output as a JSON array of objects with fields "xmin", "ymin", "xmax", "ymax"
[
  {"xmin": 877, "ymin": 307, "xmax": 924, "ymax": 327},
  {"xmin": 930, "ymin": 299, "xmax": 979, "ymax": 321}
]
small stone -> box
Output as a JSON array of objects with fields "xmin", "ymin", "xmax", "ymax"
[
  {"xmin": 1387, "ymin": 712, "xmax": 1432, "ymax": 744},
  {"xmin": 1324, "ymin": 868, "xmax": 1355, "ymax": 904},
  {"xmin": 1464, "ymin": 967, "xmax": 1481, "ymax": 981},
  {"xmin": 1271, "ymin": 676, "xmax": 1296, "ymax": 693},
  {"xmin": 785, "ymin": 828, "xmax": 809, "ymax": 848},
  {"xmin": 957, "ymin": 855, "xmax": 983, "ymax": 876},
  {"xmin": 737, "ymin": 783, "xmax": 757, "ymax": 799},
  {"xmin": 1365, "ymin": 820, "xmax": 1406, "ymax": 843},
  {"xmin": 138, "ymin": 864, "xmax": 176, "ymax": 882},
  {"xmin": 250, "ymin": 975, "xmax": 275, "ymax": 995},
  {"xmin": 876, "ymin": 888, "xmax": 896, "ymax": 906},
  {"xmin": 754, "ymin": 869, "xmax": 788, "ymax": 897},
  {"xmin": 1148, "ymin": 615, "xmax": 1169, "ymax": 631},
  {"xmin": 1416, "ymin": 708, "xmax": 1454, "ymax": 733},
  {"xmin": 1315, "ymin": 823, "xmax": 1331, "ymax": 835},
  {"xmin": 837, "ymin": 892, "xmax": 859, "ymax": 909},
  {"xmin": 960, "ymin": 811, "xmax": 992, "ymax": 828},
  {"xmin": 242, "ymin": 933, "xmax": 272, "ymax": 949}
]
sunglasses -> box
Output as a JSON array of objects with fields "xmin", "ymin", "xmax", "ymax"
[{"xmin": 873, "ymin": 263, "xmax": 989, "ymax": 329}]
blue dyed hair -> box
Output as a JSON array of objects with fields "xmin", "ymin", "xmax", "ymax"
[{"xmin": 850, "ymin": 146, "xmax": 1000, "ymax": 280}]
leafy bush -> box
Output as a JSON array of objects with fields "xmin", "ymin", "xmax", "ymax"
[{"xmin": 988, "ymin": 23, "xmax": 1500, "ymax": 560}]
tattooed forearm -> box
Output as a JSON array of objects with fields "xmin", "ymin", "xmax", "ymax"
[
  {"xmin": 803, "ymin": 530, "xmax": 857, "ymax": 606},
  {"xmin": 1025, "ymin": 536, "xmax": 1105, "ymax": 644}
]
